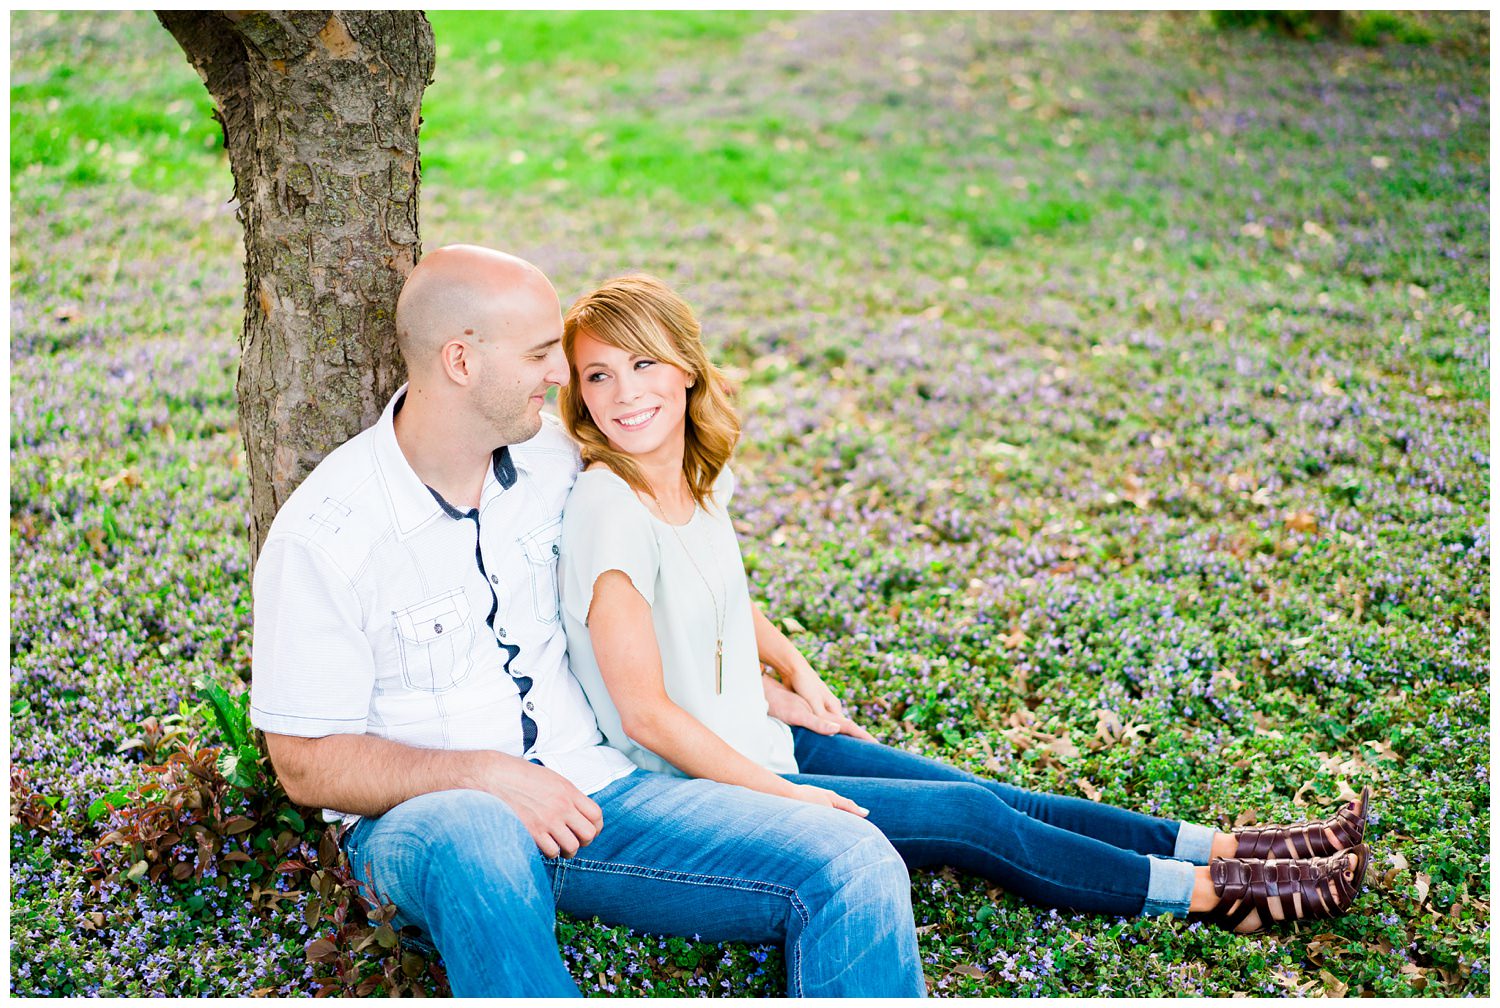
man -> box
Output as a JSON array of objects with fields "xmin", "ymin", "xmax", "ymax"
[{"xmin": 249, "ymin": 245, "xmax": 926, "ymax": 997}]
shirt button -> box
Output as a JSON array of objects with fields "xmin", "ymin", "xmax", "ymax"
[
  {"xmin": 525, "ymin": 702, "xmax": 535, "ymax": 712},
  {"xmin": 433, "ymin": 623, "xmax": 443, "ymax": 634},
  {"xmin": 551, "ymin": 544, "xmax": 560, "ymax": 555},
  {"xmin": 497, "ymin": 628, "xmax": 506, "ymax": 638},
  {"xmin": 490, "ymin": 574, "xmax": 500, "ymax": 584}
]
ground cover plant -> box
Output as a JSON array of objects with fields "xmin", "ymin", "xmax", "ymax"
[{"xmin": 10, "ymin": 9, "xmax": 1488, "ymax": 997}]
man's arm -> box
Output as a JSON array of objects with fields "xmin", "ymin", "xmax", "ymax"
[{"xmin": 266, "ymin": 732, "xmax": 603, "ymax": 859}]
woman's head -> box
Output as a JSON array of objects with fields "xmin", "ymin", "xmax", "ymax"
[{"xmin": 561, "ymin": 274, "xmax": 739, "ymax": 506}]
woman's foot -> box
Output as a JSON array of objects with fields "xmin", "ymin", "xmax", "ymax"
[
  {"xmin": 1226, "ymin": 786, "xmax": 1371, "ymax": 860},
  {"xmin": 1189, "ymin": 845, "xmax": 1368, "ymax": 934}
]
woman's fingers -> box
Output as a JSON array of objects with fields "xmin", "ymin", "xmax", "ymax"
[
  {"xmin": 837, "ymin": 715, "xmax": 878, "ymax": 742},
  {"xmin": 831, "ymin": 793, "xmax": 870, "ymax": 817}
]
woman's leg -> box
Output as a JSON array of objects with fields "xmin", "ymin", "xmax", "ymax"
[
  {"xmin": 792, "ymin": 727, "xmax": 1215, "ymax": 865},
  {"xmin": 782, "ymin": 769, "xmax": 1196, "ymax": 918}
]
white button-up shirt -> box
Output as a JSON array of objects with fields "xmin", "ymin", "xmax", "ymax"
[{"xmin": 251, "ymin": 387, "xmax": 635, "ymax": 818}]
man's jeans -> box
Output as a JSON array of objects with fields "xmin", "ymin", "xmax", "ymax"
[
  {"xmin": 342, "ymin": 769, "xmax": 926, "ymax": 998},
  {"xmin": 788, "ymin": 728, "xmax": 1214, "ymax": 918}
]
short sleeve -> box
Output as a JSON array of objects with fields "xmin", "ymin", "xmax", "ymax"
[
  {"xmin": 711, "ymin": 465, "xmax": 736, "ymax": 511},
  {"xmin": 559, "ymin": 474, "xmax": 662, "ymax": 625},
  {"xmin": 250, "ymin": 535, "xmax": 377, "ymax": 737}
]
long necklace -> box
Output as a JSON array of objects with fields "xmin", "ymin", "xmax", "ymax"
[{"xmin": 651, "ymin": 492, "xmax": 726, "ymax": 694}]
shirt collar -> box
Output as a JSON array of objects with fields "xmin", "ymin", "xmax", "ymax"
[{"xmin": 372, "ymin": 385, "xmax": 518, "ymax": 538}]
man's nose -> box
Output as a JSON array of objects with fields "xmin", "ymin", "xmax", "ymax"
[{"xmin": 545, "ymin": 343, "xmax": 569, "ymax": 388}]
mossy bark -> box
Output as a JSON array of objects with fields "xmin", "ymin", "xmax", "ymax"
[{"xmin": 158, "ymin": 10, "xmax": 434, "ymax": 564}]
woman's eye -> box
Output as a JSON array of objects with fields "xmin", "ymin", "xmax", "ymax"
[
  {"xmin": 585, "ymin": 371, "xmax": 607, "ymax": 383},
  {"xmin": 635, "ymin": 359, "xmax": 655, "ymax": 370}
]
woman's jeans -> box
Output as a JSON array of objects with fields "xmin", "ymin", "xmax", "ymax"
[
  {"xmin": 787, "ymin": 728, "xmax": 1214, "ymax": 918},
  {"xmin": 341, "ymin": 769, "xmax": 926, "ymax": 998}
]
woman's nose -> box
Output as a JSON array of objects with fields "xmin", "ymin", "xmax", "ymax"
[{"xmin": 614, "ymin": 372, "xmax": 639, "ymax": 402}]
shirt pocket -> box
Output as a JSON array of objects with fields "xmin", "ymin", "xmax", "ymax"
[
  {"xmin": 392, "ymin": 588, "xmax": 475, "ymax": 693},
  {"xmin": 518, "ymin": 517, "xmax": 563, "ymax": 625}
]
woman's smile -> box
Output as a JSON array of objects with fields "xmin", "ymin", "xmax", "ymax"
[{"xmin": 615, "ymin": 406, "xmax": 660, "ymax": 430}]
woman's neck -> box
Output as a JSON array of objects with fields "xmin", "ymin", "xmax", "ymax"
[{"xmin": 635, "ymin": 450, "xmax": 694, "ymax": 524}]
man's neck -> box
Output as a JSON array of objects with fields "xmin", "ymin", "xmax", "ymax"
[{"xmin": 393, "ymin": 390, "xmax": 495, "ymax": 510}]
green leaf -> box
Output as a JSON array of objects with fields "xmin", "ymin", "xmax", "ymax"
[
  {"xmin": 197, "ymin": 678, "xmax": 249, "ymax": 748},
  {"xmin": 87, "ymin": 788, "xmax": 135, "ymax": 822}
]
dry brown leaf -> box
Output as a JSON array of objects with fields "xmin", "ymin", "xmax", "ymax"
[
  {"xmin": 1285, "ymin": 510, "xmax": 1319, "ymax": 533},
  {"xmin": 1044, "ymin": 734, "xmax": 1079, "ymax": 761},
  {"xmin": 1077, "ymin": 778, "xmax": 1102, "ymax": 802},
  {"xmin": 1234, "ymin": 808, "xmax": 1260, "ymax": 828},
  {"xmin": 1414, "ymin": 872, "xmax": 1431, "ymax": 907},
  {"xmin": 1001, "ymin": 628, "xmax": 1028, "ymax": 649},
  {"xmin": 1319, "ymin": 970, "xmax": 1349, "ymax": 998}
]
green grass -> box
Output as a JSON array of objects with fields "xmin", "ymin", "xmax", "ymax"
[{"xmin": 10, "ymin": 8, "xmax": 1489, "ymax": 1000}]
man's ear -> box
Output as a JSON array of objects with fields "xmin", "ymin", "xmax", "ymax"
[{"xmin": 440, "ymin": 339, "xmax": 472, "ymax": 385}]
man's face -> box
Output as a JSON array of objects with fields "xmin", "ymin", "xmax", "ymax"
[{"xmin": 471, "ymin": 286, "xmax": 569, "ymax": 446}]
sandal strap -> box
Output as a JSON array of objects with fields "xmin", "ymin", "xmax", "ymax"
[
  {"xmin": 1234, "ymin": 785, "xmax": 1371, "ymax": 860},
  {"xmin": 1197, "ymin": 846, "xmax": 1366, "ymax": 933}
]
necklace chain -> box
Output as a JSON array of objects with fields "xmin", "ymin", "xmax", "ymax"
[{"xmin": 652, "ymin": 493, "xmax": 726, "ymax": 694}]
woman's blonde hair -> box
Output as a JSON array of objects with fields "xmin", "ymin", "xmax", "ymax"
[{"xmin": 561, "ymin": 275, "xmax": 739, "ymax": 508}]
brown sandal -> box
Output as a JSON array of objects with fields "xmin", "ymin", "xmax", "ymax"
[
  {"xmin": 1233, "ymin": 785, "xmax": 1371, "ymax": 860},
  {"xmin": 1189, "ymin": 844, "xmax": 1369, "ymax": 933}
]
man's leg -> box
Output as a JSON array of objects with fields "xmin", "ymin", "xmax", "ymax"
[
  {"xmin": 550, "ymin": 771, "xmax": 926, "ymax": 998},
  {"xmin": 342, "ymin": 789, "xmax": 582, "ymax": 997}
]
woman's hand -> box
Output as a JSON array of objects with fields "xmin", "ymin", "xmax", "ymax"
[
  {"xmin": 785, "ymin": 782, "xmax": 868, "ymax": 817},
  {"xmin": 762, "ymin": 673, "xmax": 877, "ymax": 741}
]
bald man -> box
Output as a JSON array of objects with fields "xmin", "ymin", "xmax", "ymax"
[{"xmin": 249, "ymin": 246, "xmax": 924, "ymax": 998}]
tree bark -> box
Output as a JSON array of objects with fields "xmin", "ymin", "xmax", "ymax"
[{"xmin": 158, "ymin": 10, "xmax": 434, "ymax": 564}]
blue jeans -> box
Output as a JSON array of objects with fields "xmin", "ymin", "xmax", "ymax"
[
  {"xmin": 787, "ymin": 728, "xmax": 1213, "ymax": 918},
  {"xmin": 342, "ymin": 769, "xmax": 926, "ymax": 998}
]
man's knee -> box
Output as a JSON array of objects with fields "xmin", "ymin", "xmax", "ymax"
[
  {"xmin": 368, "ymin": 788, "xmax": 540, "ymax": 879},
  {"xmin": 796, "ymin": 811, "xmax": 912, "ymax": 904}
]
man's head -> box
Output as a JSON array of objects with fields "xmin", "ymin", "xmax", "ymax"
[{"xmin": 395, "ymin": 244, "xmax": 568, "ymax": 445}]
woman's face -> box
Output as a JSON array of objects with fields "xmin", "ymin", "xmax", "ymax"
[{"xmin": 573, "ymin": 328, "xmax": 693, "ymax": 462}]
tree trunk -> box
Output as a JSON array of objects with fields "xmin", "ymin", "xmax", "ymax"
[{"xmin": 158, "ymin": 10, "xmax": 434, "ymax": 565}]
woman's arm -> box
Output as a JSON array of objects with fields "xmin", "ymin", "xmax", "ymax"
[
  {"xmin": 752, "ymin": 603, "xmax": 876, "ymax": 741},
  {"xmin": 588, "ymin": 571, "xmax": 866, "ymax": 816}
]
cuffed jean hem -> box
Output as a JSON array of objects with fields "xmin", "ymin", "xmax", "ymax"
[
  {"xmin": 1173, "ymin": 821, "xmax": 1216, "ymax": 865},
  {"xmin": 1142, "ymin": 855, "xmax": 1195, "ymax": 918}
]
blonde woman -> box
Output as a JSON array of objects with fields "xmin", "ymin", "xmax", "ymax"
[{"xmin": 556, "ymin": 274, "xmax": 1369, "ymax": 933}]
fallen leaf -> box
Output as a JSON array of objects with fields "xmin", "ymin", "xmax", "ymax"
[
  {"xmin": 1370, "ymin": 155, "xmax": 1391, "ymax": 170},
  {"xmin": 1319, "ymin": 969, "xmax": 1349, "ymax": 998},
  {"xmin": 1044, "ymin": 734, "xmax": 1079, "ymax": 761},
  {"xmin": 1285, "ymin": 510, "xmax": 1319, "ymax": 533},
  {"xmin": 1001, "ymin": 628, "xmax": 1028, "ymax": 649},
  {"xmin": 1077, "ymin": 778, "xmax": 1101, "ymax": 801},
  {"xmin": 780, "ymin": 616, "xmax": 806, "ymax": 634},
  {"xmin": 1234, "ymin": 808, "xmax": 1260, "ymax": 828},
  {"xmin": 1414, "ymin": 872, "xmax": 1431, "ymax": 906}
]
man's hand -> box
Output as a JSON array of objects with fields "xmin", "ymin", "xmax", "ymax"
[
  {"xmin": 471, "ymin": 754, "xmax": 604, "ymax": 859},
  {"xmin": 762, "ymin": 673, "xmax": 876, "ymax": 741},
  {"xmin": 264, "ymin": 733, "xmax": 603, "ymax": 858}
]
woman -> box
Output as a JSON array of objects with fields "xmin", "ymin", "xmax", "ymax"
[{"xmin": 556, "ymin": 274, "xmax": 1369, "ymax": 934}]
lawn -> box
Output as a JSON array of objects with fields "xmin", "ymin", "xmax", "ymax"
[{"xmin": 9, "ymin": 10, "xmax": 1489, "ymax": 997}]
